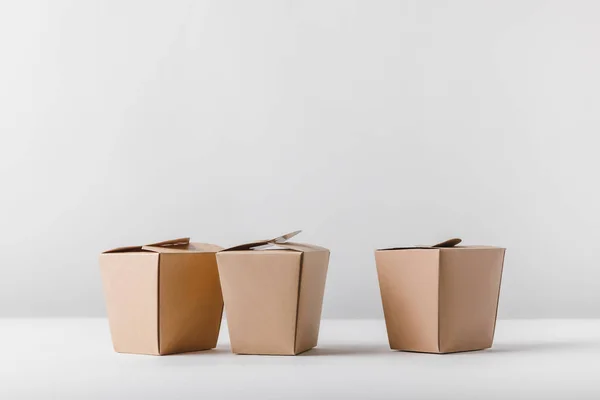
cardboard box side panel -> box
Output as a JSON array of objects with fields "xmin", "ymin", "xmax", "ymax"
[
  {"xmin": 294, "ymin": 251, "xmax": 330, "ymax": 354},
  {"xmin": 217, "ymin": 252, "xmax": 302, "ymax": 355},
  {"xmin": 99, "ymin": 254, "xmax": 160, "ymax": 355},
  {"xmin": 158, "ymin": 253, "xmax": 224, "ymax": 355},
  {"xmin": 438, "ymin": 248, "xmax": 505, "ymax": 353},
  {"xmin": 375, "ymin": 250, "xmax": 440, "ymax": 353},
  {"xmin": 490, "ymin": 249, "xmax": 506, "ymax": 344}
]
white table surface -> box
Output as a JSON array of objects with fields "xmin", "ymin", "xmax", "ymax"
[{"xmin": 1, "ymin": 319, "xmax": 599, "ymax": 399}]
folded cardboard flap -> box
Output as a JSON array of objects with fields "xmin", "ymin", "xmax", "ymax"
[
  {"xmin": 186, "ymin": 243, "xmax": 224, "ymax": 252},
  {"xmin": 221, "ymin": 230, "xmax": 327, "ymax": 252},
  {"xmin": 377, "ymin": 238, "xmax": 502, "ymax": 251},
  {"xmin": 145, "ymin": 237, "xmax": 191, "ymax": 247},
  {"xmin": 253, "ymin": 242, "xmax": 329, "ymax": 252},
  {"xmin": 102, "ymin": 238, "xmax": 190, "ymax": 254},
  {"xmin": 102, "ymin": 245, "xmax": 145, "ymax": 254},
  {"xmin": 143, "ymin": 241, "xmax": 223, "ymax": 253},
  {"xmin": 102, "ymin": 238, "xmax": 223, "ymax": 254},
  {"xmin": 432, "ymin": 238, "xmax": 462, "ymax": 247},
  {"xmin": 221, "ymin": 230, "xmax": 301, "ymax": 251}
]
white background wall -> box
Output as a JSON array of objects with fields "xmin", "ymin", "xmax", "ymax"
[{"xmin": 1, "ymin": 0, "xmax": 599, "ymax": 318}]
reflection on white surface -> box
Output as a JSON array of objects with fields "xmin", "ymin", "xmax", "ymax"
[{"xmin": 1, "ymin": 319, "xmax": 600, "ymax": 399}]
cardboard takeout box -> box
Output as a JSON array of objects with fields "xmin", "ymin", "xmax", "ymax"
[
  {"xmin": 99, "ymin": 238, "xmax": 224, "ymax": 355},
  {"xmin": 216, "ymin": 231, "xmax": 330, "ymax": 355},
  {"xmin": 375, "ymin": 238, "xmax": 505, "ymax": 354}
]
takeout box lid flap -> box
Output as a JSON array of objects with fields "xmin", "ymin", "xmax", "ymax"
[
  {"xmin": 221, "ymin": 230, "xmax": 328, "ymax": 252},
  {"xmin": 103, "ymin": 238, "xmax": 223, "ymax": 254},
  {"xmin": 377, "ymin": 238, "xmax": 504, "ymax": 251}
]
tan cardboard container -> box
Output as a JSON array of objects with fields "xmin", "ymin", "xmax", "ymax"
[
  {"xmin": 216, "ymin": 231, "xmax": 329, "ymax": 355},
  {"xmin": 99, "ymin": 238, "xmax": 224, "ymax": 355},
  {"xmin": 375, "ymin": 238, "xmax": 505, "ymax": 354}
]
